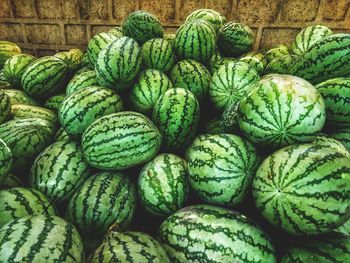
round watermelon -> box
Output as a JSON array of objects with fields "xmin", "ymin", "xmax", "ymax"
[
  {"xmin": 185, "ymin": 9, "xmax": 226, "ymax": 32},
  {"xmin": 2, "ymin": 54, "xmax": 35, "ymax": 88}
]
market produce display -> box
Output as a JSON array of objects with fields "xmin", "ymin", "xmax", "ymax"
[{"xmin": 0, "ymin": 8, "xmax": 349, "ymax": 263}]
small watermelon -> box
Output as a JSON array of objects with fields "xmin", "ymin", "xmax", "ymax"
[
  {"xmin": 2, "ymin": 54, "xmax": 35, "ymax": 88},
  {"xmin": 239, "ymin": 51, "xmax": 267, "ymax": 75},
  {"xmin": 66, "ymin": 70, "xmax": 99, "ymax": 95},
  {"xmin": 0, "ymin": 41, "xmax": 21, "ymax": 68},
  {"xmin": 185, "ymin": 9, "xmax": 226, "ymax": 32}
]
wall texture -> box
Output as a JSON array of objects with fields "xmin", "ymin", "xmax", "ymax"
[{"xmin": 0, "ymin": 0, "xmax": 349, "ymax": 56}]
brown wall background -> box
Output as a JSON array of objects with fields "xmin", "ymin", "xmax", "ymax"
[{"xmin": 0, "ymin": 0, "xmax": 349, "ymax": 57}]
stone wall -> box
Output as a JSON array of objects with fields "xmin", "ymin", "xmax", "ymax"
[{"xmin": 0, "ymin": 0, "xmax": 349, "ymax": 56}]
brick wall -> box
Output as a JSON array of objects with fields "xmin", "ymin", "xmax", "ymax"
[{"xmin": 0, "ymin": 0, "xmax": 349, "ymax": 57}]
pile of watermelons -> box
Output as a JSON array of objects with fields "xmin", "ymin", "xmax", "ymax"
[{"xmin": 0, "ymin": 8, "xmax": 349, "ymax": 262}]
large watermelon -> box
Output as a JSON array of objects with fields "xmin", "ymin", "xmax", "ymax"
[
  {"xmin": 66, "ymin": 70, "xmax": 99, "ymax": 95},
  {"xmin": 239, "ymin": 51, "xmax": 267, "ymax": 75},
  {"xmin": 2, "ymin": 89, "xmax": 39, "ymax": 106},
  {"xmin": 2, "ymin": 54, "xmax": 35, "ymax": 88},
  {"xmin": 44, "ymin": 93, "xmax": 66, "ymax": 112},
  {"xmin": 185, "ymin": 9, "xmax": 226, "ymax": 32},
  {"xmin": 328, "ymin": 127, "xmax": 350, "ymax": 151},
  {"xmin": 0, "ymin": 41, "xmax": 21, "ymax": 68}
]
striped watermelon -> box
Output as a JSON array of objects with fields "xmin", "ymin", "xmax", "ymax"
[
  {"xmin": 281, "ymin": 233, "xmax": 350, "ymax": 263},
  {"xmin": 0, "ymin": 70, "xmax": 10, "ymax": 89},
  {"xmin": 264, "ymin": 55, "xmax": 298, "ymax": 75},
  {"xmin": 291, "ymin": 25, "xmax": 333, "ymax": 56},
  {"xmin": 82, "ymin": 111, "xmax": 162, "ymax": 170},
  {"xmin": 0, "ymin": 118, "xmax": 54, "ymax": 169},
  {"xmin": 186, "ymin": 134, "xmax": 260, "ymax": 206},
  {"xmin": 158, "ymin": 205, "xmax": 276, "ymax": 263},
  {"xmin": 0, "ymin": 173, "xmax": 22, "ymax": 189},
  {"xmin": 218, "ymin": 22, "xmax": 254, "ymax": 57},
  {"xmin": 44, "ymin": 93, "xmax": 66, "ymax": 112},
  {"xmin": 237, "ymin": 74, "xmax": 326, "ymax": 147},
  {"xmin": 88, "ymin": 231, "xmax": 170, "ymax": 263},
  {"xmin": 312, "ymin": 135, "xmax": 350, "ymax": 156},
  {"xmin": 337, "ymin": 218, "xmax": 350, "ymax": 235},
  {"xmin": 66, "ymin": 70, "xmax": 98, "ymax": 95},
  {"xmin": 264, "ymin": 44, "xmax": 290, "ymax": 63},
  {"xmin": 152, "ymin": 88, "xmax": 200, "ymax": 151},
  {"xmin": 67, "ymin": 171, "xmax": 136, "ymax": 248},
  {"xmin": 203, "ymin": 117, "xmax": 225, "ymax": 134},
  {"xmin": 2, "ymin": 54, "xmax": 35, "ymax": 88},
  {"xmin": 2, "ymin": 89, "xmax": 39, "ymax": 106},
  {"xmin": 209, "ymin": 60, "xmax": 260, "ymax": 111},
  {"xmin": 253, "ymin": 142, "xmax": 350, "ymax": 235},
  {"xmin": 59, "ymin": 86, "xmax": 123, "ymax": 137},
  {"xmin": 0, "ymin": 90, "xmax": 10, "ymax": 124},
  {"xmin": 0, "ymin": 41, "xmax": 21, "ymax": 68},
  {"xmin": 122, "ymin": 10, "xmax": 164, "ymax": 44},
  {"xmin": 0, "ymin": 187, "xmax": 56, "ymax": 227},
  {"xmin": 289, "ymin": 34, "xmax": 350, "ymax": 84},
  {"xmin": 210, "ymin": 57, "xmax": 236, "ymax": 74},
  {"xmin": 163, "ymin": 33, "xmax": 176, "ymax": 44},
  {"xmin": 130, "ymin": 69, "xmax": 173, "ymax": 114},
  {"xmin": 316, "ymin": 77, "xmax": 350, "ymax": 127},
  {"xmin": 95, "ymin": 37, "xmax": 142, "ymax": 92},
  {"xmin": 175, "ymin": 19, "xmax": 216, "ymax": 64},
  {"xmin": 87, "ymin": 32, "xmax": 119, "ymax": 68},
  {"xmin": 29, "ymin": 141, "xmax": 92, "ymax": 204},
  {"xmin": 141, "ymin": 38, "xmax": 175, "ymax": 72},
  {"xmin": 55, "ymin": 48, "xmax": 84, "ymax": 72},
  {"xmin": 239, "ymin": 51, "xmax": 267, "ymax": 75},
  {"xmin": 169, "ymin": 59, "xmax": 211, "ymax": 100},
  {"xmin": 76, "ymin": 65, "xmax": 91, "ymax": 74},
  {"xmin": 21, "ymin": 56, "xmax": 69, "ymax": 98},
  {"xmin": 0, "ymin": 139, "xmax": 12, "ymax": 186},
  {"xmin": 55, "ymin": 127, "xmax": 71, "ymax": 142},
  {"xmin": 328, "ymin": 128, "xmax": 350, "ymax": 151},
  {"xmin": 138, "ymin": 153, "xmax": 189, "ymax": 217},
  {"xmin": 0, "ymin": 215, "xmax": 84, "ymax": 262},
  {"xmin": 109, "ymin": 26, "xmax": 123, "ymax": 37},
  {"xmin": 185, "ymin": 9, "xmax": 226, "ymax": 32}
]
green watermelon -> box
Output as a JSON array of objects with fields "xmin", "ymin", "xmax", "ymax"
[
  {"xmin": 88, "ymin": 231, "xmax": 170, "ymax": 263},
  {"xmin": 29, "ymin": 141, "xmax": 92, "ymax": 204},
  {"xmin": 0, "ymin": 173, "xmax": 22, "ymax": 189},
  {"xmin": 0, "ymin": 90, "xmax": 10, "ymax": 124},
  {"xmin": 0, "ymin": 139, "xmax": 12, "ymax": 186},
  {"xmin": 291, "ymin": 25, "xmax": 333, "ymax": 56},
  {"xmin": 2, "ymin": 54, "xmax": 35, "ymax": 88},
  {"xmin": 210, "ymin": 57, "xmax": 236, "ymax": 74},
  {"xmin": 2, "ymin": 89, "xmax": 39, "ymax": 106},
  {"xmin": 185, "ymin": 9, "xmax": 226, "ymax": 32},
  {"xmin": 122, "ymin": 10, "xmax": 163, "ymax": 44},
  {"xmin": 138, "ymin": 153, "xmax": 189, "ymax": 217},
  {"xmin": 169, "ymin": 59, "xmax": 211, "ymax": 101},
  {"xmin": 158, "ymin": 205, "xmax": 276, "ymax": 263},
  {"xmin": 44, "ymin": 93, "xmax": 66, "ymax": 112},
  {"xmin": 0, "ymin": 215, "xmax": 84, "ymax": 262},
  {"xmin": 54, "ymin": 127, "xmax": 71, "ymax": 142},
  {"xmin": 82, "ymin": 111, "xmax": 162, "ymax": 170},
  {"xmin": 218, "ymin": 22, "xmax": 254, "ymax": 57},
  {"xmin": 209, "ymin": 60, "xmax": 260, "ymax": 111},
  {"xmin": 0, "ymin": 69, "xmax": 10, "ymax": 89},
  {"xmin": 59, "ymin": 86, "xmax": 123, "ymax": 137},
  {"xmin": 316, "ymin": 77, "xmax": 350, "ymax": 127},
  {"xmin": 253, "ymin": 142, "xmax": 350, "ymax": 235},
  {"xmin": 21, "ymin": 56, "xmax": 69, "ymax": 98},
  {"xmin": 337, "ymin": 218, "xmax": 350, "ymax": 235},
  {"xmin": 239, "ymin": 51, "xmax": 267, "ymax": 75},
  {"xmin": 264, "ymin": 44, "xmax": 290, "ymax": 63},
  {"xmin": 67, "ymin": 171, "xmax": 136, "ymax": 248},
  {"xmin": 0, "ymin": 41, "xmax": 21, "ymax": 68},
  {"xmin": 186, "ymin": 134, "xmax": 260, "ymax": 206},
  {"xmin": 264, "ymin": 55, "xmax": 298, "ymax": 75},
  {"xmin": 152, "ymin": 88, "xmax": 200, "ymax": 151},
  {"xmin": 55, "ymin": 48, "xmax": 84, "ymax": 72},
  {"xmin": 108, "ymin": 26, "xmax": 123, "ymax": 37},
  {"xmin": 237, "ymin": 74, "xmax": 326, "ymax": 147},
  {"xmin": 328, "ymin": 128, "xmax": 350, "ymax": 151},
  {"xmin": 66, "ymin": 70, "xmax": 98, "ymax": 95},
  {"xmin": 0, "ymin": 187, "xmax": 56, "ymax": 227},
  {"xmin": 175, "ymin": 19, "xmax": 216, "ymax": 64},
  {"xmin": 95, "ymin": 37, "xmax": 142, "ymax": 92},
  {"xmin": 203, "ymin": 117, "xmax": 225, "ymax": 134},
  {"xmin": 141, "ymin": 38, "xmax": 175, "ymax": 72},
  {"xmin": 130, "ymin": 69, "xmax": 173, "ymax": 115}
]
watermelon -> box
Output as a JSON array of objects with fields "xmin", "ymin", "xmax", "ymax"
[
  {"xmin": 185, "ymin": 9, "xmax": 226, "ymax": 32},
  {"xmin": 0, "ymin": 70, "xmax": 10, "ymax": 89},
  {"xmin": 0, "ymin": 118, "xmax": 54, "ymax": 169},
  {"xmin": 122, "ymin": 10, "xmax": 163, "ymax": 44},
  {"xmin": 316, "ymin": 77, "xmax": 350, "ymax": 127},
  {"xmin": 130, "ymin": 69, "xmax": 173, "ymax": 115},
  {"xmin": 163, "ymin": 33, "xmax": 176, "ymax": 43},
  {"xmin": 203, "ymin": 117, "xmax": 225, "ymax": 134},
  {"xmin": 186, "ymin": 134, "xmax": 260, "ymax": 206},
  {"xmin": 21, "ymin": 56, "xmax": 69, "ymax": 98},
  {"xmin": 152, "ymin": 88, "xmax": 200, "ymax": 151},
  {"xmin": 1, "ymin": 173, "xmax": 22, "ymax": 189},
  {"xmin": 82, "ymin": 111, "xmax": 162, "ymax": 170},
  {"xmin": 67, "ymin": 171, "xmax": 136, "ymax": 248},
  {"xmin": 239, "ymin": 51, "xmax": 267, "ymax": 75},
  {"xmin": 0, "ymin": 41, "xmax": 21, "ymax": 68},
  {"xmin": 0, "ymin": 215, "xmax": 84, "ymax": 262},
  {"xmin": 337, "ymin": 218, "xmax": 350, "ymax": 235},
  {"xmin": 253, "ymin": 142, "xmax": 350, "ymax": 235},
  {"xmin": 0, "ymin": 187, "xmax": 56, "ymax": 227},
  {"xmin": 2, "ymin": 89, "xmax": 39, "ymax": 106},
  {"xmin": 218, "ymin": 22, "xmax": 254, "ymax": 57},
  {"xmin": 158, "ymin": 205, "xmax": 276, "ymax": 263},
  {"xmin": 95, "ymin": 37, "xmax": 142, "ymax": 92},
  {"xmin": 328, "ymin": 128, "xmax": 350, "ymax": 151},
  {"xmin": 312, "ymin": 135, "xmax": 350, "ymax": 157},
  {"xmin": 209, "ymin": 60, "xmax": 260, "ymax": 111},
  {"xmin": 210, "ymin": 57, "xmax": 236, "ymax": 74},
  {"xmin": 55, "ymin": 48, "xmax": 84, "ymax": 72},
  {"xmin": 0, "ymin": 139, "xmax": 12, "ymax": 186},
  {"xmin": 87, "ymin": 32, "xmax": 119, "ymax": 68},
  {"xmin": 0, "ymin": 90, "xmax": 10, "ymax": 124},
  {"xmin": 138, "ymin": 153, "xmax": 189, "ymax": 217},
  {"xmin": 169, "ymin": 59, "xmax": 211, "ymax": 101},
  {"xmin": 44, "ymin": 93, "xmax": 66, "ymax": 112},
  {"xmin": 29, "ymin": 141, "xmax": 92, "ymax": 204},
  {"xmin": 141, "ymin": 38, "xmax": 175, "ymax": 72},
  {"xmin": 237, "ymin": 74, "xmax": 326, "ymax": 147},
  {"xmin": 59, "ymin": 86, "xmax": 123, "ymax": 137},
  {"xmin": 108, "ymin": 26, "xmax": 123, "ymax": 37},
  {"xmin": 88, "ymin": 231, "xmax": 169, "ymax": 263},
  {"xmin": 174, "ymin": 19, "xmax": 216, "ymax": 64},
  {"xmin": 291, "ymin": 25, "xmax": 333, "ymax": 56},
  {"xmin": 55, "ymin": 127, "xmax": 71, "ymax": 142},
  {"xmin": 264, "ymin": 44, "xmax": 290, "ymax": 63},
  {"xmin": 289, "ymin": 34, "xmax": 350, "ymax": 84},
  {"xmin": 264, "ymin": 55, "xmax": 298, "ymax": 75},
  {"xmin": 66, "ymin": 70, "xmax": 98, "ymax": 95},
  {"xmin": 281, "ymin": 233, "xmax": 350, "ymax": 263},
  {"xmin": 2, "ymin": 54, "xmax": 35, "ymax": 88}
]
